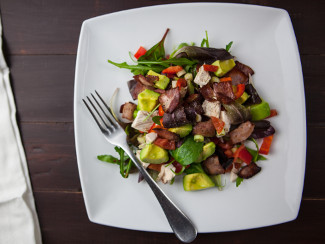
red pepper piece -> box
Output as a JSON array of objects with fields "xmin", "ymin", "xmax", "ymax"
[
  {"xmin": 259, "ymin": 135, "xmax": 274, "ymax": 155},
  {"xmin": 233, "ymin": 144, "xmax": 245, "ymax": 163},
  {"xmin": 219, "ymin": 77, "xmax": 232, "ymax": 82},
  {"xmin": 238, "ymin": 147, "xmax": 253, "ymax": 164},
  {"xmin": 162, "ymin": 65, "xmax": 183, "ymax": 74},
  {"xmin": 176, "ymin": 78, "xmax": 187, "ymax": 90},
  {"xmin": 134, "ymin": 46, "xmax": 147, "ymax": 59},
  {"xmin": 234, "ymin": 84, "xmax": 245, "ymax": 99},
  {"xmin": 211, "ymin": 116, "xmax": 225, "ymax": 134},
  {"xmin": 158, "ymin": 105, "xmax": 165, "ymax": 116},
  {"xmin": 203, "ymin": 64, "xmax": 218, "ymax": 72},
  {"xmin": 267, "ymin": 109, "xmax": 278, "ymax": 118}
]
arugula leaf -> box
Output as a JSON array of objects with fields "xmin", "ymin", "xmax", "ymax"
[
  {"xmin": 97, "ymin": 155, "xmax": 119, "ymax": 164},
  {"xmin": 107, "ymin": 60, "xmax": 161, "ymax": 74},
  {"xmin": 226, "ymin": 41, "xmax": 233, "ymax": 52},
  {"xmin": 169, "ymin": 136, "xmax": 204, "ymax": 166},
  {"xmin": 152, "ymin": 116, "xmax": 163, "ymax": 125},
  {"xmin": 97, "ymin": 147, "xmax": 132, "ymax": 178},
  {"xmin": 108, "ymin": 58, "xmax": 197, "ymax": 76},
  {"xmin": 143, "ymin": 103, "xmax": 160, "ymax": 122},
  {"xmin": 236, "ymin": 177, "xmax": 243, "ymax": 187},
  {"xmin": 184, "ymin": 163, "xmax": 205, "ymax": 174},
  {"xmin": 137, "ymin": 58, "xmax": 197, "ymax": 67},
  {"xmin": 200, "ymin": 31, "xmax": 209, "ymax": 48},
  {"xmin": 246, "ymin": 148, "xmax": 267, "ymax": 162},
  {"xmin": 138, "ymin": 29, "xmax": 169, "ymax": 61},
  {"xmin": 248, "ymin": 138, "xmax": 267, "ymax": 162}
]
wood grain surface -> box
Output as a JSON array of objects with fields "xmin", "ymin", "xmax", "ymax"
[{"xmin": 0, "ymin": 0, "xmax": 324, "ymax": 243}]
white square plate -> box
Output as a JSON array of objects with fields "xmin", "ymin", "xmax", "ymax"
[{"xmin": 74, "ymin": 3, "xmax": 306, "ymax": 232}]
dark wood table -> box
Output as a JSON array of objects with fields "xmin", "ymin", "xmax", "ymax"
[{"xmin": 0, "ymin": 0, "xmax": 324, "ymax": 243}]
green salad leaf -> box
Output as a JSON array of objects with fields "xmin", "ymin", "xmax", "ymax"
[
  {"xmin": 226, "ymin": 41, "xmax": 233, "ymax": 51},
  {"xmin": 98, "ymin": 146, "xmax": 133, "ymax": 178},
  {"xmin": 200, "ymin": 30, "xmax": 209, "ymax": 48},
  {"xmin": 236, "ymin": 177, "xmax": 244, "ymax": 187},
  {"xmin": 169, "ymin": 136, "xmax": 204, "ymax": 166},
  {"xmin": 152, "ymin": 116, "xmax": 163, "ymax": 125},
  {"xmin": 138, "ymin": 29, "xmax": 170, "ymax": 61},
  {"xmin": 184, "ymin": 163, "xmax": 205, "ymax": 174}
]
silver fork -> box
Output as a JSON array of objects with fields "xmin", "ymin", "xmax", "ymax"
[{"xmin": 82, "ymin": 91, "xmax": 197, "ymax": 243}]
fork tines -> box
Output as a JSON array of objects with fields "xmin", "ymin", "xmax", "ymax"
[{"xmin": 82, "ymin": 91, "xmax": 118, "ymax": 133}]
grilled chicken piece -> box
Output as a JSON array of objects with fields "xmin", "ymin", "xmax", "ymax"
[
  {"xmin": 120, "ymin": 102, "xmax": 137, "ymax": 121},
  {"xmin": 192, "ymin": 119, "xmax": 216, "ymax": 137},
  {"xmin": 131, "ymin": 110, "xmax": 156, "ymax": 132},
  {"xmin": 194, "ymin": 65, "xmax": 211, "ymax": 87},
  {"xmin": 229, "ymin": 121, "xmax": 255, "ymax": 144},
  {"xmin": 203, "ymin": 156, "xmax": 225, "ymax": 175},
  {"xmin": 238, "ymin": 162, "xmax": 261, "ymax": 179}
]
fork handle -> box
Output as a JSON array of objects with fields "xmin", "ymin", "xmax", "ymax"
[{"xmin": 121, "ymin": 143, "xmax": 197, "ymax": 243}]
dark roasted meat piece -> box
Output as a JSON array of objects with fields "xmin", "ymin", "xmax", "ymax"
[
  {"xmin": 235, "ymin": 61, "xmax": 254, "ymax": 77},
  {"xmin": 184, "ymin": 99, "xmax": 204, "ymax": 123},
  {"xmin": 159, "ymin": 88, "xmax": 180, "ymax": 113},
  {"xmin": 133, "ymin": 74, "xmax": 155, "ymax": 87},
  {"xmin": 238, "ymin": 162, "xmax": 261, "ymax": 179},
  {"xmin": 229, "ymin": 121, "xmax": 255, "ymax": 144},
  {"xmin": 192, "ymin": 119, "xmax": 216, "ymax": 137},
  {"xmin": 227, "ymin": 67, "xmax": 248, "ymax": 85},
  {"xmin": 153, "ymin": 128, "xmax": 180, "ymax": 141},
  {"xmin": 199, "ymin": 84, "xmax": 216, "ymax": 101},
  {"xmin": 120, "ymin": 102, "xmax": 137, "ymax": 121},
  {"xmin": 203, "ymin": 156, "xmax": 225, "ymax": 175},
  {"xmin": 162, "ymin": 106, "xmax": 189, "ymax": 128},
  {"xmin": 127, "ymin": 79, "xmax": 154, "ymax": 100},
  {"xmin": 213, "ymin": 81, "xmax": 236, "ymax": 104}
]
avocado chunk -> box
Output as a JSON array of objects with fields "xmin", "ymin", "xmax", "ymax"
[
  {"xmin": 212, "ymin": 59, "xmax": 236, "ymax": 77},
  {"xmin": 249, "ymin": 100, "xmax": 271, "ymax": 121},
  {"xmin": 194, "ymin": 142, "xmax": 216, "ymax": 163},
  {"xmin": 236, "ymin": 92, "xmax": 250, "ymax": 104},
  {"xmin": 137, "ymin": 89, "xmax": 160, "ymax": 112},
  {"xmin": 183, "ymin": 173, "xmax": 215, "ymax": 191},
  {"xmin": 168, "ymin": 124, "xmax": 193, "ymax": 138},
  {"xmin": 140, "ymin": 144, "xmax": 169, "ymax": 164},
  {"xmin": 147, "ymin": 70, "xmax": 170, "ymax": 90}
]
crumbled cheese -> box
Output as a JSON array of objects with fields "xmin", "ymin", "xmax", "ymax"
[
  {"xmin": 220, "ymin": 111, "xmax": 231, "ymax": 134},
  {"xmin": 172, "ymin": 80, "xmax": 177, "ymax": 88},
  {"xmin": 184, "ymin": 73, "xmax": 193, "ymax": 82},
  {"xmin": 136, "ymin": 150, "xmax": 149, "ymax": 169},
  {"xmin": 131, "ymin": 110, "xmax": 157, "ymax": 132},
  {"xmin": 202, "ymin": 100, "xmax": 221, "ymax": 118},
  {"xmin": 176, "ymin": 69, "xmax": 186, "ymax": 77},
  {"xmin": 157, "ymin": 164, "xmax": 176, "ymax": 184},
  {"xmin": 193, "ymin": 65, "xmax": 211, "ymax": 87},
  {"xmin": 145, "ymin": 132, "xmax": 157, "ymax": 144},
  {"xmin": 230, "ymin": 166, "xmax": 239, "ymax": 182},
  {"xmin": 195, "ymin": 114, "xmax": 202, "ymax": 122}
]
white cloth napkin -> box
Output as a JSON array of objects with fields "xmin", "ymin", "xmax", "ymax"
[{"xmin": 0, "ymin": 18, "xmax": 42, "ymax": 244}]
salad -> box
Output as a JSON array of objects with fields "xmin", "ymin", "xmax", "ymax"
[{"xmin": 98, "ymin": 29, "xmax": 276, "ymax": 191}]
